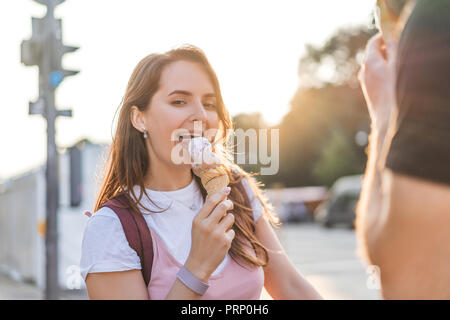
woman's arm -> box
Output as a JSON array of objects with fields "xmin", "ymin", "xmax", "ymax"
[
  {"xmin": 85, "ymin": 260, "xmax": 209, "ymax": 300},
  {"xmin": 85, "ymin": 188, "xmax": 236, "ymax": 300},
  {"xmin": 255, "ymin": 215, "xmax": 323, "ymax": 300},
  {"xmin": 85, "ymin": 270, "xmax": 149, "ymax": 300}
]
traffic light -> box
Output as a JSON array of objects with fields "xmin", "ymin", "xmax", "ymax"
[
  {"xmin": 21, "ymin": 0, "xmax": 79, "ymax": 116},
  {"xmin": 20, "ymin": 18, "xmax": 44, "ymax": 67},
  {"xmin": 48, "ymin": 18, "xmax": 80, "ymax": 88}
]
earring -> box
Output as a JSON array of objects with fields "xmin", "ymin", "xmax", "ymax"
[{"xmin": 142, "ymin": 127, "xmax": 148, "ymax": 139}]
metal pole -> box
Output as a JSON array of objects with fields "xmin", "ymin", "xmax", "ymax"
[
  {"xmin": 43, "ymin": 7, "xmax": 59, "ymax": 298},
  {"xmin": 22, "ymin": 0, "xmax": 78, "ymax": 299},
  {"xmin": 45, "ymin": 88, "xmax": 59, "ymax": 300}
]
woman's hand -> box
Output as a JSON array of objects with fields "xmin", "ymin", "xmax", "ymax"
[
  {"xmin": 184, "ymin": 187, "xmax": 235, "ymax": 282},
  {"xmin": 358, "ymin": 33, "xmax": 398, "ymax": 134}
]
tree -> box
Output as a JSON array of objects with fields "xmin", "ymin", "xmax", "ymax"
[
  {"xmin": 298, "ymin": 26, "xmax": 376, "ymax": 88},
  {"xmin": 267, "ymin": 25, "xmax": 375, "ymax": 188},
  {"xmin": 231, "ymin": 25, "xmax": 376, "ymax": 188},
  {"xmin": 231, "ymin": 112, "xmax": 269, "ymax": 177},
  {"xmin": 313, "ymin": 127, "xmax": 364, "ymax": 186}
]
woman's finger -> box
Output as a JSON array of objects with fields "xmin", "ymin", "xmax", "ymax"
[
  {"xmin": 217, "ymin": 212, "xmax": 235, "ymax": 233},
  {"xmin": 205, "ymin": 199, "xmax": 234, "ymax": 225},
  {"xmin": 196, "ymin": 187, "xmax": 230, "ymax": 220},
  {"xmin": 224, "ymin": 229, "xmax": 235, "ymax": 243}
]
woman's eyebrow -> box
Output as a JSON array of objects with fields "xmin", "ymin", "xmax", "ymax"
[{"xmin": 168, "ymin": 90, "xmax": 216, "ymax": 98}]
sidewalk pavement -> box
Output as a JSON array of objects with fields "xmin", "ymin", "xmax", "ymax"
[{"xmin": 0, "ymin": 274, "xmax": 88, "ymax": 300}]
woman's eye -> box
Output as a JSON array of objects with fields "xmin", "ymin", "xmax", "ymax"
[
  {"xmin": 171, "ymin": 99, "xmax": 216, "ymax": 109},
  {"xmin": 172, "ymin": 100, "xmax": 186, "ymax": 105},
  {"xmin": 204, "ymin": 103, "xmax": 216, "ymax": 109}
]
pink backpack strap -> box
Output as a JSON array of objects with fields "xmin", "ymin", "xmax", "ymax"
[{"xmin": 100, "ymin": 193, "xmax": 154, "ymax": 287}]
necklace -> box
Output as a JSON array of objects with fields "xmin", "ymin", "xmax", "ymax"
[
  {"xmin": 146, "ymin": 176, "xmax": 202, "ymax": 212},
  {"xmin": 166, "ymin": 198, "xmax": 200, "ymax": 212},
  {"xmin": 160, "ymin": 185, "xmax": 202, "ymax": 212}
]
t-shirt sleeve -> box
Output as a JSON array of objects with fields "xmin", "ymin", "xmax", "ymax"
[
  {"xmin": 385, "ymin": 3, "xmax": 450, "ymax": 186},
  {"xmin": 385, "ymin": 110, "xmax": 450, "ymax": 186},
  {"xmin": 79, "ymin": 206, "xmax": 141, "ymax": 281},
  {"xmin": 241, "ymin": 177, "xmax": 264, "ymax": 222}
]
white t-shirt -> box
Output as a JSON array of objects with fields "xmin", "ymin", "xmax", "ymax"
[{"xmin": 79, "ymin": 176, "xmax": 263, "ymax": 281}]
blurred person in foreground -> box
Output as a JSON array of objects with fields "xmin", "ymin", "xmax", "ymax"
[{"xmin": 357, "ymin": 0, "xmax": 450, "ymax": 299}]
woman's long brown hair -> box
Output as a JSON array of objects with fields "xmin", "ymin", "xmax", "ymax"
[{"xmin": 94, "ymin": 44, "xmax": 281, "ymax": 270}]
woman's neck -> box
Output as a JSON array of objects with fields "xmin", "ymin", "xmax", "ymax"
[{"xmin": 144, "ymin": 164, "xmax": 193, "ymax": 192}]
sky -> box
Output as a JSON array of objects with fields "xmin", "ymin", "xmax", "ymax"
[{"xmin": 0, "ymin": 0, "xmax": 375, "ymax": 179}]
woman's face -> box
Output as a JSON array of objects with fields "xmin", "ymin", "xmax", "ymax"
[{"xmin": 139, "ymin": 60, "xmax": 220, "ymax": 168}]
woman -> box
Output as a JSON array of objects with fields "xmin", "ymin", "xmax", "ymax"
[
  {"xmin": 80, "ymin": 45, "xmax": 322, "ymax": 300},
  {"xmin": 357, "ymin": 0, "xmax": 450, "ymax": 299}
]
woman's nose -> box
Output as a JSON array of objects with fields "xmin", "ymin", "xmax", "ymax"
[{"xmin": 191, "ymin": 100, "xmax": 208, "ymax": 123}]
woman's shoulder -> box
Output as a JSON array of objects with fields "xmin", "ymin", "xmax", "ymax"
[
  {"xmin": 90, "ymin": 205, "xmax": 119, "ymax": 219},
  {"xmin": 80, "ymin": 206, "xmax": 141, "ymax": 280},
  {"xmin": 83, "ymin": 206, "xmax": 123, "ymax": 234},
  {"xmin": 82, "ymin": 206, "xmax": 125, "ymax": 246}
]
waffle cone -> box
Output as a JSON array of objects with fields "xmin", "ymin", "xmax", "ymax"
[
  {"xmin": 198, "ymin": 170, "xmax": 218, "ymax": 185},
  {"xmin": 203, "ymin": 174, "xmax": 229, "ymax": 195},
  {"xmin": 194, "ymin": 163, "xmax": 229, "ymax": 195}
]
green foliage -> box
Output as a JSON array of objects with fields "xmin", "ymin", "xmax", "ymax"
[
  {"xmin": 232, "ymin": 112, "xmax": 268, "ymax": 131},
  {"xmin": 268, "ymin": 84, "xmax": 369, "ymax": 188},
  {"xmin": 298, "ymin": 26, "xmax": 376, "ymax": 88},
  {"xmin": 231, "ymin": 112, "xmax": 267, "ymax": 177},
  {"xmin": 312, "ymin": 128, "xmax": 364, "ymax": 186}
]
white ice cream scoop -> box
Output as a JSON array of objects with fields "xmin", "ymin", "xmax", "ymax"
[
  {"xmin": 188, "ymin": 137, "xmax": 229, "ymax": 195},
  {"xmin": 188, "ymin": 137, "xmax": 220, "ymax": 171}
]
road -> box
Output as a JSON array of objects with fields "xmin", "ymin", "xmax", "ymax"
[
  {"xmin": 260, "ymin": 222, "xmax": 381, "ymax": 300},
  {"xmin": 0, "ymin": 222, "xmax": 380, "ymax": 300}
]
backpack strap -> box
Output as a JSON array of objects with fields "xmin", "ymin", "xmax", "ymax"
[{"xmin": 100, "ymin": 193, "xmax": 154, "ymax": 287}]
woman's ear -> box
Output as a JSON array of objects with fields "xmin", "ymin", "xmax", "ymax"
[{"xmin": 130, "ymin": 105, "xmax": 147, "ymax": 133}]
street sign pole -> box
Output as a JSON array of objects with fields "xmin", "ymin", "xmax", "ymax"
[
  {"xmin": 45, "ymin": 86, "xmax": 59, "ymax": 300},
  {"xmin": 21, "ymin": 0, "xmax": 79, "ymax": 300}
]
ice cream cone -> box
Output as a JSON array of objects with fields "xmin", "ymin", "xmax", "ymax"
[
  {"xmin": 188, "ymin": 137, "xmax": 229, "ymax": 195},
  {"xmin": 197, "ymin": 166, "xmax": 229, "ymax": 196},
  {"xmin": 203, "ymin": 172, "xmax": 229, "ymax": 195}
]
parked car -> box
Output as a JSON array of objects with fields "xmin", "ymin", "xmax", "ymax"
[
  {"xmin": 314, "ymin": 175, "xmax": 363, "ymax": 229},
  {"xmin": 279, "ymin": 201, "xmax": 310, "ymax": 223},
  {"xmin": 265, "ymin": 186, "xmax": 328, "ymax": 224}
]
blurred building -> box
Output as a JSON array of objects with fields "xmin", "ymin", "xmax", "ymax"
[{"xmin": 0, "ymin": 139, "xmax": 109, "ymax": 290}]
